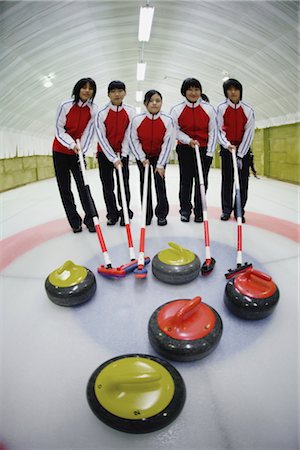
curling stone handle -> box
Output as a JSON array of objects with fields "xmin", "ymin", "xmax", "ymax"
[
  {"xmin": 168, "ymin": 242, "xmax": 184, "ymax": 255},
  {"xmin": 110, "ymin": 373, "xmax": 161, "ymax": 388},
  {"xmin": 57, "ymin": 260, "xmax": 75, "ymax": 274},
  {"xmin": 246, "ymin": 269, "xmax": 272, "ymax": 282},
  {"xmin": 174, "ymin": 297, "xmax": 202, "ymax": 323}
]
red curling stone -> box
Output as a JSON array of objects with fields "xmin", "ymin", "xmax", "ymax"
[
  {"xmin": 224, "ymin": 268, "xmax": 280, "ymax": 320},
  {"xmin": 148, "ymin": 296, "xmax": 223, "ymax": 362}
]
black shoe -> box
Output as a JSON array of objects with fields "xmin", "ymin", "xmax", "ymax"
[
  {"xmin": 86, "ymin": 223, "xmax": 96, "ymax": 232},
  {"xmin": 157, "ymin": 218, "xmax": 167, "ymax": 226},
  {"xmin": 107, "ymin": 217, "xmax": 119, "ymax": 226},
  {"xmin": 72, "ymin": 226, "xmax": 82, "ymax": 233},
  {"xmin": 180, "ymin": 214, "xmax": 190, "ymax": 222},
  {"xmin": 84, "ymin": 219, "xmax": 96, "ymax": 232},
  {"xmin": 220, "ymin": 213, "xmax": 230, "ymax": 221},
  {"xmin": 194, "ymin": 216, "xmax": 203, "ymax": 223},
  {"xmin": 146, "ymin": 218, "xmax": 152, "ymax": 226},
  {"xmin": 119, "ymin": 217, "xmax": 125, "ymax": 227}
]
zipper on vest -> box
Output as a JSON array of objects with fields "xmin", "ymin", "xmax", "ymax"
[
  {"xmin": 115, "ymin": 106, "xmax": 119, "ymax": 154},
  {"xmin": 192, "ymin": 103, "xmax": 196, "ymax": 141},
  {"xmin": 151, "ymin": 115, "xmax": 154, "ymax": 155}
]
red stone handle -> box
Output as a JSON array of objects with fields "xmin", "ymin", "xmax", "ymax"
[
  {"xmin": 173, "ymin": 297, "xmax": 202, "ymax": 325},
  {"xmin": 246, "ymin": 268, "xmax": 272, "ymax": 282}
]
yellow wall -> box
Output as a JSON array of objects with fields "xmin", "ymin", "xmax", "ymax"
[
  {"xmin": 0, "ymin": 122, "xmax": 299, "ymax": 192},
  {"xmin": 252, "ymin": 122, "xmax": 300, "ymax": 183},
  {"xmin": 0, "ymin": 155, "xmax": 97, "ymax": 192}
]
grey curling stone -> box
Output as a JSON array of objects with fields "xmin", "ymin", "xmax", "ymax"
[{"xmin": 45, "ymin": 260, "xmax": 96, "ymax": 307}]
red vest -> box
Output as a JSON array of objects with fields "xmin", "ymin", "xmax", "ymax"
[
  {"xmin": 222, "ymin": 106, "xmax": 247, "ymax": 146},
  {"xmin": 97, "ymin": 108, "xmax": 130, "ymax": 154},
  {"xmin": 178, "ymin": 104, "xmax": 210, "ymax": 146},
  {"xmin": 137, "ymin": 116, "xmax": 167, "ymax": 157},
  {"xmin": 53, "ymin": 103, "xmax": 91, "ymax": 154}
]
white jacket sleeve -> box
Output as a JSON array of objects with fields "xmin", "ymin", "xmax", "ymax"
[
  {"xmin": 121, "ymin": 107, "xmax": 135, "ymax": 158},
  {"xmin": 94, "ymin": 110, "xmax": 120, "ymax": 164},
  {"xmin": 169, "ymin": 107, "xmax": 191, "ymax": 145},
  {"xmin": 80, "ymin": 104, "xmax": 98, "ymax": 154},
  {"xmin": 206, "ymin": 106, "xmax": 218, "ymax": 157},
  {"xmin": 217, "ymin": 105, "xmax": 232, "ymax": 149},
  {"xmin": 237, "ymin": 106, "xmax": 255, "ymax": 158},
  {"xmin": 55, "ymin": 102, "xmax": 76, "ymax": 150},
  {"xmin": 129, "ymin": 116, "xmax": 146, "ymax": 161},
  {"xmin": 157, "ymin": 116, "xmax": 176, "ymax": 168}
]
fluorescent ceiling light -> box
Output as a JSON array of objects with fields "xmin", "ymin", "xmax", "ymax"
[
  {"xmin": 137, "ymin": 62, "xmax": 146, "ymax": 81},
  {"xmin": 138, "ymin": 6, "xmax": 154, "ymax": 42},
  {"xmin": 136, "ymin": 91, "xmax": 143, "ymax": 102},
  {"xmin": 136, "ymin": 106, "xmax": 141, "ymax": 114},
  {"xmin": 43, "ymin": 79, "xmax": 53, "ymax": 88},
  {"xmin": 42, "ymin": 73, "xmax": 55, "ymax": 88},
  {"xmin": 222, "ymin": 71, "xmax": 230, "ymax": 82}
]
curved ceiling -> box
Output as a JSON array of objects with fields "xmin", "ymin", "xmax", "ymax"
[{"xmin": 0, "ymin": 0, "xmax": 299, "ymax": 138}]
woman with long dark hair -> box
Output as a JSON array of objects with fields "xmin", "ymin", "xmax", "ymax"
[{"xmin": 52, "ymin": 78, "xmax": 98, "ymax": 233}]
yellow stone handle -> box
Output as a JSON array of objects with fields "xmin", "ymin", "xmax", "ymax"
[
  {"xmin": 168, "ymin": 242, "xmax": 184, "ymax": 255},
  {"xmin": 57, "ymin": 260, "xmax": 75, "ymax": 274},
  {"xmin": 110, "ymin": 373, "xmax": 162, "ymax": 388}
]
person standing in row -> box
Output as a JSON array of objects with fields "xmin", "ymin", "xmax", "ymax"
[
  {"xmin": 52, "ymin": 77, "xmax": 98, "ymax": 233},
  {"xmin": 217, "ymin": 78, "xmax": 255, "ymax": 223},
  {"xmin": 170, "ymin": 78, "xmax": 217, "ymax": 223},
  {"xmin": 94, "ymin": 80, "xmax": 135, "ymax": 226},
  {"xmin": 130, "ymin": 90, "xmax": 176, "ymax": 226}
]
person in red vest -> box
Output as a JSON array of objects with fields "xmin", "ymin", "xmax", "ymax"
[
  {"xmin": 217, "ymin": 79, "xmax": 255, "ymax": 223},
  {"xmin": 170, "ymin": 78, "xmax": 217, "ymax": 223},
  {"xmin": 130, "ymin": 90, "xmax": 176, "ymax": 226},
  {"xmin": 95, "ymin": 81, "xmax": 135, "ymax": 226},
  {"xmin": 52, "ymin": 78, "xmax": 98, "ymax": 233}
]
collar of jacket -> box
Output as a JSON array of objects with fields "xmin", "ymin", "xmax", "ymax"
[
  {"xmin": 109, "ymin": 102, "xmax": 124, "ymax": 112},
  {"xmin": 77, "ymin": 99, "xmax": 92, "ymax": 107},
  {"xmin": 145, "ymin": 110, "xmax": 161, "ymax": 120},
  {"xmin": 184, "ymin": 97, "xmax": 202, "ymax": 108},
  {"xmin": 227, "ymin": 98, "xmax": 241, "ymax": 109}
]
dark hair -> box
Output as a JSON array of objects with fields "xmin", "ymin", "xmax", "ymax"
[
  {"xmin": 180, "ymin": 78, "xmax": 202, "ymax": 97},
  {"xmin": 108, "ymin": 80, "xmax": 126, "ymax": 93},
  {"xmin": 144, "ymin": 90, "xmax": 163, "ymax": 106},
  {"xmin": 201, "ymin": 93, "xmax": 209, "ymax": 102},
  {"xmin": 72, "ymin": 78, "xmax": 97, "ymax": 103},
  {"xmin": 223, "ymin": 78, "xmax": 243, "ymax": 100}
]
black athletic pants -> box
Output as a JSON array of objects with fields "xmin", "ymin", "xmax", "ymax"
[
  {"xmin": 136, "ymin": 156, "xmax": 169, "ymax": 224},
  {"xmin": 220, "ymin": 146, "xmax": 251, "ymax": 217},
  {"xmin": 176, "ymin": 144, "xmax": 212, "ymax": 218},
  {"xmin": 97, "ymin": 152, "xmax": 132, "ymax": 221},
  {"xmin": 53, "ymin": 151, "xmax": 94, "ymax": 229}
]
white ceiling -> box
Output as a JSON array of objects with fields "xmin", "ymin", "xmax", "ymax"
[{"xmin": 0, "ymin": 0, "xmax": 299, "ymax": 138}]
